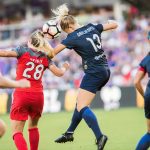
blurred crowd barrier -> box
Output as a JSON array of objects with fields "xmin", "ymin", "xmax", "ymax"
[{"xmin": 0, "ymin": 86, "xmax": 144, "ymax": 114}]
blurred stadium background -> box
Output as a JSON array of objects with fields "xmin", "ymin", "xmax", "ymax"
[{"xmin": 0, "ymin": 0, "xmax": 150, "ymax": 150}]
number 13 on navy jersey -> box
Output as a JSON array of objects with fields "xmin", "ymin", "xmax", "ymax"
[{"xmin": 86, "ymin": 34, "xmax": 102, "ymax": 52}]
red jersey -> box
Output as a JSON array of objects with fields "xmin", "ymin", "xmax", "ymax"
[{"xmin": 12, "ymin": 46, "xmax": 51, "ymax": 92}]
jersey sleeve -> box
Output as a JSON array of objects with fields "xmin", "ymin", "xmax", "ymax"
[
  {"xmin": 139, "ymin": 56, "xmax": 147, "ymax": 72},
  {"xmin": 61, "ymin": 37, "xmax": 74, "ymax": 49},
  {"xmin": 92, "ymin": 23, "xmax": 103, "ymax": 34},
  {"xmin": 12, "ymin": 46, "xmax": 25, "ymax": 58}
]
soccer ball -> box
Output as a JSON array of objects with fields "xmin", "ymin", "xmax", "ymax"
[{"xmin": 42, "ymin": 20, "xmax": 61, "ymax": 39}]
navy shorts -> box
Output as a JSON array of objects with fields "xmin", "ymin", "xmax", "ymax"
[{"xmin": 80, "ymin": 66, "xmax": 110, "ymax": 94}]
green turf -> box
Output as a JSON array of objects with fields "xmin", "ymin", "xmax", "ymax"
[{"xmin": 0, "ymin": 108, "xmax": 147, "ymax": 150}]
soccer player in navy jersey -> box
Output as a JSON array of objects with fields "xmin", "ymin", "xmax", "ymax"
[
  {"xmin": 0, "ymin": 30, "xmax": 69, "ymax": 150},
  {"xmin": 36, "ymin": 4, "xmax": 118, "ymax": 150},
  {"xmin": 134, "ymin": 31, "xmax": 150, "ymax": 150}
]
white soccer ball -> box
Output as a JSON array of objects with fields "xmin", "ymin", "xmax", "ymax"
[{"xmin": 42, "ymin": 20, "xmax": 61, "ymax": 39}]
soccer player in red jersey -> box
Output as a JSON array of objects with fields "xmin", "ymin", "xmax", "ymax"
[{"xmin": 0, "ymin": 30, "xmax": 69, "ymax": 150}]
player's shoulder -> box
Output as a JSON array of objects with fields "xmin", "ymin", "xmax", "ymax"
[
  {"xmin": 79, "ymin": 23, "xmax": 95, "ymax": 31},
  {"xmin": 15, "ymin": 45, "xmax": 30, "ymax": 52},
  {"xmin": 86, "ymin": 23, "xmax": 96, "ymax": 27},
  {"xmin": 140, "ymin": 53, "xmax": 150, "ymax": 66},
  {"xmin": 64, "ymin": 30, "xmax": 77, "ymax": 43},
  {"xmin": 75, "ymin": 23, "xmax": 101, "ymax": 37},
  {"xmin": 142, "ymin": 53, "xmax": 150, "ymax": 61},
  {"xmin": 84, "ymin": 23, "xmax": 100, "ymax": 29},
  {"xmin": 12, "ymin": 45, "xmax": 32, "ymax": 58},
  {"xmin": 63, "ymin": 23, "xmax": 100, "ymax": 43}
]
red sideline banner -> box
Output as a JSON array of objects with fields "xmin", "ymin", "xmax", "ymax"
[{"xmin": 0, "ymin": 86, "xmax": 138, "ymax": 114}]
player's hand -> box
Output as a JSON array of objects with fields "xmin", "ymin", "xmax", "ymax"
[
  {"xmin": 62, "ymin": 62, "xmax": 70, "ymax": 71},
  {"xmin": 42, "ymin": 40, "xmax": 55, "ymax": 58},
  {"xmin": 16, "ymin": 79, "xmax": 31, "ymax": 88}
]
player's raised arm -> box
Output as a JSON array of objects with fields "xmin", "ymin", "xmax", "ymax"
[
  {"xmin": 42, "ymin": 40, "xmax": 66, "ymax": 56},
  {"xmin": 49, "ymin": 62, "xmax": 69, "ymax": 77},
  {"xmin": 31, "ymin": 39, "xmax": 66, "ymax": 57},
  {"xmin": 134, "ymin": 69, "xmax": 146, "ymax": 97},
  {"xmin": 53, "ymin": 44, "xmax": 66, "ymax": 55},
  {"xmin": 0, "ymin": 50, "xmax": 18, "ymax": 57},
  {"xmin": 28, "ymin": 30, "xmax": 66, "ymax": 57},
  {"xmin": 102, "ymin": 20, "xmax": 118, "ymax": 31}
]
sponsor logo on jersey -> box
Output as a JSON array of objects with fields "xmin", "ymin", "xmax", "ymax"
[{"xmin": 77, "ymin": 26, "xmax": 95, "ymax": 37}]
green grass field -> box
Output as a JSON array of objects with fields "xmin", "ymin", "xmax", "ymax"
[{"xmin": 0, "ymin": 108, "xmax": 147, "ymax": 150}]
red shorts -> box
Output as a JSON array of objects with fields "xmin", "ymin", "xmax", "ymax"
[{"xmin": 10, "ymin": 91, "xmax": 44, "ymax": 121}]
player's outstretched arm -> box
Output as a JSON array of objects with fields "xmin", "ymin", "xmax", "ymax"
[
  {"xmin": 28, "ymin": 30, "xmax": 66, "ymax": 57},
  {"xmin": 134, "ymin": 70, "xmax": 146, "ymax": 97},
  {"xmin": 39, "ymin": 41, "xmax": 66, "ymax": 57},
  {"xmin": 0, "ymin": 74, "xmax": 30, "ymax": 88},
  {"xmin": 102, "ymin": 20, "xmax": 118, "ymax": 31},
  {"xmin": 0, "ymin": 50, "xmax": 17, "ymax": 57},
  {"xmin": 52, "ymin": 44, "xmax": 66, "ymax": 55},
  {"xmin": 40, "ymin": 40, "xmax": 64, "ymax": 57},
  {"xmin": 49, "ymin": 62, "xmax": 69, "ymax": 77}
]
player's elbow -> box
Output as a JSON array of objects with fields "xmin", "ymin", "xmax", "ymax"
[
  {"xmin": 103, "ymin": 21, "xmax": 118, "ymax": 31},
  {"xmin": 111, "ymin": 22, "xmax": 118, "ymax": 29},
  {"xmin": 54, "ymin": 71, "xmax": 64, "ymax": 77},
  {"xmin": 134, "ymin": 78, "xmax": 140, "ymax": 88},
  {"xmin": 113, "ymin": 23, "xmax": 118, "ymax": 29},
  {"xmin": 56, "ymin": 73, "xmax": 64, "ymax": 77}
]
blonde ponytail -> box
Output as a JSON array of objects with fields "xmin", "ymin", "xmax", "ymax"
[
  {"xmin": 52, "ymin": 4, "xmax": 77, "ymax": 31},
  {"xmin": 52, "ymin": 4, "xmax": 69, "ymax": 20}
]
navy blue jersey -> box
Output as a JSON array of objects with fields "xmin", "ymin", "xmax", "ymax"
[
  {"xmin": 139, "ymin": 54, "xmax": 150, "ymax": 119},
  {"xmin": 61, "ymin": 23, "xmax": 108, "ymax": 73},
  {"xmin": 139, "ymin": 54, "xmax": 150, "ymax": 90},
  {"xmin": 140, "ymin": 54, "xmax": 150, "ymax": 96}
]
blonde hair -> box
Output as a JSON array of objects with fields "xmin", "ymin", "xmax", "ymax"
[{"xmin": 52, "ymin": 4, "xmax": 76, "ymax": 31}]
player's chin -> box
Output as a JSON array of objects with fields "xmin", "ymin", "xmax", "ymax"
[{"xmin": 0, "ymin": 119, "xmax": 6, "ymax": 138}]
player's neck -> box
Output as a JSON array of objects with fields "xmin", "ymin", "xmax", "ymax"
[{"xmin": 66, "ymin": 23, "xmax": 80, "ymax": 34}]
